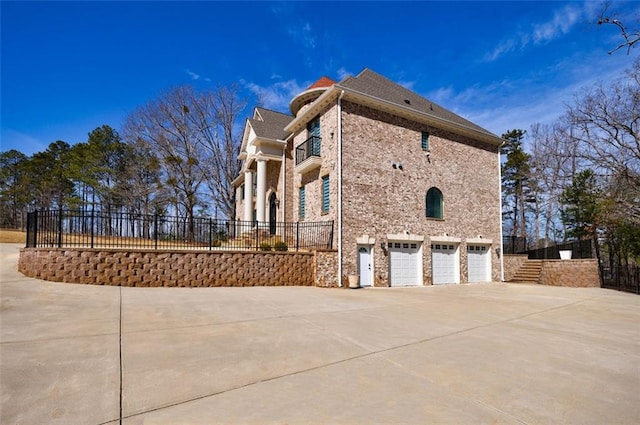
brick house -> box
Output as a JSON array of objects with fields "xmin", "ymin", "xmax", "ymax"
[{"xmin": 233, "ymin": 69, "xmax": 504, "ymax": 287}]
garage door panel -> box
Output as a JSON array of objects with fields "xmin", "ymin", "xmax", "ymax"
[
  {"xmin": 432, "ymin": 244, "xmax": 458, "ymax": 285},
  {"xmin": 467, "ymin": 245, "xmax": 490, "ymax": 283},
  {"xmin": 389, "ymin": 242, "xmax": 421, "ymax": 286}
]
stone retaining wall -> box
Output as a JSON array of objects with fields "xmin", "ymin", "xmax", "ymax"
[
  {"xmin": 539, "ymin": 259, "xmax": 600, "ymax": 288},
  {"xmin": 19, "ymin": 248, "xmax": 339, "ymax": 287},
  {"xmin": 503, "ymin": 254, "xmax": 529, "ymax": 281}
]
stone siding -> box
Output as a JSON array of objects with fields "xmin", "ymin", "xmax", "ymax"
[
  {"xmin": 314, "ymin": 250, "xmax": 339, "ymax": 287},
  {"xmin": 503, "ymin": 254, "xmax": 528, "ymax": 281},
  {"xmin": 340, "ymin": 101, "xmax": 502, "ymax": 286},
  {"xmin": 539, "ymin": 259, "xmax": 600, "ymax": 288},
  {"xmin": 19, "ymin": 248, "xmax": 330, "ymax": 287},
  {"xmin": 292, "ymin": 103, "xmax": 339, "ymax": 224}
]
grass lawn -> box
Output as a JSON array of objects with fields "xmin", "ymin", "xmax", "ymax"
[{"xmin": 0, "ymin": 229, "xmax": 26, "ymax": 244}]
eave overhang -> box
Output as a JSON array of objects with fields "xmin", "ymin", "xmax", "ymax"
[{"xmin": 285, "ymin": 86, "xmax": 504, "ymax": 148}]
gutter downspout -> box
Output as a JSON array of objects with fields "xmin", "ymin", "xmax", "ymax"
[
  {"xmin": 337, "ymin": 90, "xmax": 345, "ymax": 287},
  {"xmin": 498, "ymin": 144, "xmax": 505, "ymax": 282},
  {"xmin": 282, "ymin": 143, "xmax": 286, "ymax": 222}
]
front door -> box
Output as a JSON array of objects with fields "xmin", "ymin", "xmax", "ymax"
[
  {"xmin": 358, "ymin": 245, "xmax": 372, "ymax": 287},
  {"xmin": 269, "ymin": 193, "xmax": 277, "ymax": 235}
]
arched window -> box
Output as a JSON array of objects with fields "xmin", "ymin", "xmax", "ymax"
[{"xmin": 426, "ymin": 187, "xmax": 443, "ymax": 219}]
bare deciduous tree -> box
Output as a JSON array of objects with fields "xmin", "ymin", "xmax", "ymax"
[
  {"xmin": 181, "ymin": 84, "xmax": 247, "ymax": 219},
  {"xmin": 124, "ymin": 86, "xmax": 208, "ymax": 238},
  {"xmin": 123, "ymin": 84, "xmax": 246, "ymax": 231},
  {"xmin": 562, "ymin": 58, "xmax": 640, "ymax": 210},
  {"xmin": 598, "ymin": 6, "xmax": 640, "ymax": 55}
]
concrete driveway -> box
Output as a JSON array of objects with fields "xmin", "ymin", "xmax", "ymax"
[{"xmin": 1, "ymin": 243, "xmax": 639, "ymax": 424}]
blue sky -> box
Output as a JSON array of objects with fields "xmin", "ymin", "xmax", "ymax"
[{"xmin": 1, "ymin": 1, "xmax": 637, "ymax": 156}]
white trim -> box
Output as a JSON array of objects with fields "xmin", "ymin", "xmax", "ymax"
[
  {"xmin": 281, "ymin": 148, "xmax": 286, "ymax": 222},
  {"xmin": 356, "ymin": 235, "xmax": 376, "ymax": 245},
  {"xmin": 337, "ymin": 91, "xmax": 344, "ymax": 287},
  {"xmin": 498, "ymin": 148, "xmax": 505, "ymax": 282},
  {"xmin": 387, "ymin": 233, "xmax": 424, "ymax": 242},
  {"xmin": 429, "ymin": 235, "xmax": 462, "ymax": 243},
  {"xmin": 466, "ymin": 237, "xmax": 493, "ymax": 245}
]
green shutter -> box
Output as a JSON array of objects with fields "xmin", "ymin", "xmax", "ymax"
[
  {"xmin": 421, "ymin": 131, "xmax": 430, "ymax": 151},
  {"xmin": 308, "ymin": 119, "xmax": 321, "ymax": 155},
  {"xmin": 322, "ymin": 176, "xmax": 330, "ymax": 213},
  {"xmin": 308, "ymin": 119, "xmax": 320, "ymax": 138},
  {"xmin": 299, "ymin": 186, "xmax": 306, "ymax": 220}
]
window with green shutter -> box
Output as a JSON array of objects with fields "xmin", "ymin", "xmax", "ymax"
[
  {"xmin": 299, "ymin": 186, "xmax": 306, "ymax": 220},
  {"xmin": 308, "ymin": 118, "xmax": 321, "ymax": 155},
  {"xmin": 421, "ymin": 131, "xmax": 430, "ymax": 151},
  {"xmin": 322, "ymin": 175, "xmax": 330, "ymax": 213}
]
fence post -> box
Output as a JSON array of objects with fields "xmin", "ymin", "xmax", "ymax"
[
  {"xmin": 296, "ymin": 222, "xmax": 300, "ymax": 251},
  {"xmin": 154, "ymin": 213, "xmax": 158, "ymax": 250},
  {"xmin": 90, "ymin": 209, "xmax": 95, "ymax": 249},
  {"xmin": 209, "ymin": 218, "xmax": 213, "ymax": 250},
  {"xmin": 57, "ymin": 208, "xmax": 63, "ymax": 248},
  {"xmin": 329, "ymin": 220, "xmax": 334, "ymax": 250},
  {"xmin": 255, "ymin": 223, "xmax": 259, "ymax": 251},
  {"xmin": 33, "ymin": 210, "xmax": 38, "ymax": 247}
]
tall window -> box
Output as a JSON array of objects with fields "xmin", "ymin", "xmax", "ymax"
[
  {"xmin": 308, "ymin": 118, "xmax": 320, "ymax": 138},
  {"xmin": 426, "ymin": 187, "xmax": 443, "ymax": 219},
  {"xmin": 308, "ymin": 118, "xmax": 321, "ymax": 155},
  {"xmin": 322, "ymin": 175, "xmax": 330, "ymax": 213},
  {"xmin": 421, "ymin": 131, "xmax": 430, "ymax": 151},
  {"xmin": 299, "ymin": 186, "xmax": 306, "ymax": 220}
]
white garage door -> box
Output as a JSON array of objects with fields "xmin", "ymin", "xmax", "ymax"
[
  {"xmin": 389, "ymin": 242, "xmax": 421, "ymax": 286},
  {"xmin": 432, "ymin": 244, "xmax": 459, "ymax": 285},
  {"xmin": 467, "ymin": 245, "xmax": 491, "ymax": 283}
]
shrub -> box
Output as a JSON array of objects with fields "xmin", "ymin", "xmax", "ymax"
[
  {"xmin": 211, "ymin": 239, "xmax": 222, "ymax": 248},
  {"xmin": 259, "ymin": 242, "xmax": 272, "ymax": 251},
  {"xmin": 274, "ymin": 240, "xmax": 288, "ymax": 251}
]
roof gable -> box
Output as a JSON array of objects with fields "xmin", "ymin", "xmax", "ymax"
[
  {"xmin": 337, "ymin": 68, "xmax": 496, "ymax": 140},
  {"xmin": 249, "ymin": 107, "xmax": 293, "ymax": 141}
]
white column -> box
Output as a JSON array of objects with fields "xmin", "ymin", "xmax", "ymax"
[
  {"xmin": 256, "ymin": 159, "xmax": 267, "ymax": 223},
  {"xmin": 244, "ymin": 171, "xmax": 253, "ymax": 222}
]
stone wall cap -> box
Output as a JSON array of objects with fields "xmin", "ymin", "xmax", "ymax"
[
  {"xmin": 356, "ymin": 235, "xmax": 376, "ymax": 245},
  {"xmin": 466, "ymin": 237, "xmax": 493, "ymax": 245},
  {"xmin": 430, "ymin": 235, "xmax": 462, "ymax": 243},
  {"xmin": 387, "ymin": 233, "xmax": 424, "ymax": 242}
]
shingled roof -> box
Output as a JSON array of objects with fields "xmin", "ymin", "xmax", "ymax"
[
  {"xmin": 249, "ymin": 107, "xmax": 293, "ymax": 141},
  {"xmin": 336, "ymin": 69, "xmax": 496, "ymax": 139}
]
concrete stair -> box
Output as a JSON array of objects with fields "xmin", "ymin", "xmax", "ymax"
[{"xmin": 509, "ymin": 260, "xmax": 543, "ymax": 284}]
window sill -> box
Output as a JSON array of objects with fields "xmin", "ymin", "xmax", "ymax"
[{"xmin": 426, "ymin": 217, "xmax": 444, "ymax": 221}]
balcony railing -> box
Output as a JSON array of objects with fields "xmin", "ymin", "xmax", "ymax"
[
  {"xmin": 295, "ymin": 136, "xmax": 322, "ymax": 165},
  {"xmin": 295, "ymin": 136, "xmax": 322, "ymax": 174}
]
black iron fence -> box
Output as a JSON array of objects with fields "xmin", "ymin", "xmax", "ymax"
[
  {"xmin": 25, "ymin": 209, "xmax": 334, "ymax": 252},
  {"xmin": 600, "ymin": 264, "xmax": 640, "ymax": 294},
  {"xmin": 502, "ymin": 236, "xmax": 527, "ymax": 254},
  {"xmin": 525, "ymin": 239, "xmax": 595, "ymax": 260}
]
